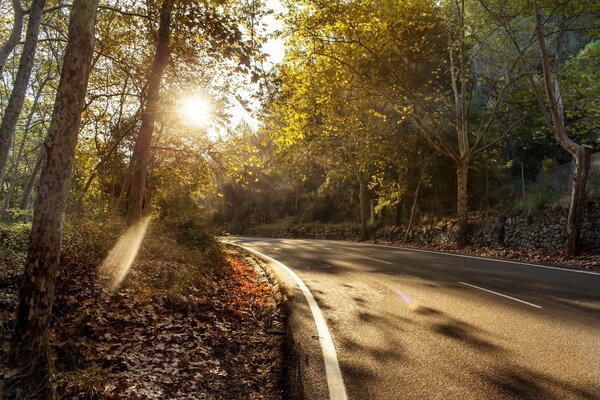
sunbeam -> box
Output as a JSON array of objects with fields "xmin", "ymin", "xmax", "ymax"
[{"xmin": 99, "ymin": 217, "xmax": 151, "ymax": 291}]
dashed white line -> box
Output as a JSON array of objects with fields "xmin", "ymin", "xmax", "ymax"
[
  {"xmin": 459, "ymin": 281, "xmax": 543, "ymax": 309},
  {"xmin": 363, "ymin": 256, "xmax": 392, "ymax": 265},
  {"xmin": 225, "ymin": 241, "xmax": 348, "ymax": 400}
]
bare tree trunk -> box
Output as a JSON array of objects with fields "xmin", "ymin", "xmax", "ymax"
[
  {"xmin": 394, "ymin": 201, "xmax": 402, "ymax": 227},
  {"xmin": 449, "ymin": 0, "xmax": 470, "ymax": 249},
  {"xmin": 0, "ymin": 0, "xmax": 25, "ymax": 75},
  {"xmin": 6, "ymin": 1, "xmax": 98, "ymax": 397},
  {"xmin": 358, "ymin": 175, "xmax": 368, "ymax": 240},
  {"xmin": 294, "ymin": 185, "xmax": 300, "ymax": 215},
  {"xmin": 18, "ymin": 148, "xmax": 45, "ymax": 210},
  {"xmin": 405, "ymin": 160, "xmax": 428, "ymax": 242},
  {"xmin": 4, "ymin": 77, "xmax": 49, "ymax": 212},
  {"xmin": 456, "ymin": 158, "xmax": 469, "ymax": 248},
  {"xmin": 534, "ymin": 2, "xmax": 590, "ymax": 257},
  {"xmin": 568, "ymin": 149, "xmax": 591, "ymax": 255},
  {"xmin": 126, "ymin": 0, "xmax": 173, "ymax": 225},
  {"xmin": 0, "ymin": 0, "xmax": 46, "ymax": 190}
]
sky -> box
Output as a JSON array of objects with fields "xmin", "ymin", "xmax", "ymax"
[
  {"xmin": 262, "ymin": 0, "xmax": 286, "ymax": 66},
  {"xmin": 226, "ymin": 0, "xmax": 286, "ymax": 132}
]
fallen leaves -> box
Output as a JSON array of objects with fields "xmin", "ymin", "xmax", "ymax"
[
  {"xmin": 0, "ymin": 234, "xmax": 285, "ymax": 399},
  {"xmin": 371, "ymin": 240, "xmax": 600, "ymax": 271}
]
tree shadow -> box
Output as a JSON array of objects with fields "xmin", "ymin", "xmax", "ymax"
[
  {"xmin": 479, "ymin": 366, "xmax": 599, "ymax": 400},
  {"xmin": 432, "ymin": 321, "xmax": 500, "ymax": 353}
]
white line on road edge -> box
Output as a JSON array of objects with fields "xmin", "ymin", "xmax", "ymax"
[
  {"xmin": 459, "ymin": 281, "xmax": 543, "ymax": 309},
  {"xmin": 225, "ymin": 241, "xmax": 348, "ymax": 400},
  {"xmin": 363, "ymin": 256, "xmax": 393, "ymax": 265}
]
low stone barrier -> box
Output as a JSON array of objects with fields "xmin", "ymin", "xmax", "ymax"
[{"xmin": 242, "ymin": 198, "xmax": 600, "ymax": 251}]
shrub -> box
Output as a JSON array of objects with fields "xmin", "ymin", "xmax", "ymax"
[
  {"xmin": 0, "ymin": 221, "xmax": 32, "ymax": 271},
  {"xmin": 515, "ymin": 185, "xmax": 558, "ymax": 211}
]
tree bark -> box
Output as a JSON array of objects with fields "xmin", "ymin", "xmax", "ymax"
[
  {"xmin": 0, "ymin": 0, "xmax": 25, "ymax": 75},
  {"xmin": 4, "ymin": 76, "xmax": 49, "ymax": 213},
  {"xmin": 6, "ymin": 1, "xmax": 98, "ymax": 397},
  {"xmin": 126, "ymin": 0, "xmax": 173, "ymax": 225},
  {"xmin": 358, "ymin": 175, "xmax": 368, "ymax": 240},
  {"xmin": 0, "ymin": 0, "xmax": 46, "ymax": 190},
  {"xmin": 456, "ymin": 158, "xmax": 469, "ymax": 248},
  {"xmin": 405, "ymin": 160, "xmax": 428, "ymax": 242},
  {"xmin": 448, "ymin": 0, "xmax": 470, "ymax": 249},
  {"xmin": 534, "ymin": 2, "xmax": 590, "ymax": 257},
  {"xmin": 18, "ymin": 147, "xmax": 45, "ymax": 210},
  {"xmin": 394, "ymin": 201, "xmax": 402, "ymax": 227}
]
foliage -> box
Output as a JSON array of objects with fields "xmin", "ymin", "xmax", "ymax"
[
  {"xmin": 540, "ymin": 157, "xmax": 558, "ymax": 174},
  {"xmin": 515, "ymin": 185, "xmax": 559, "ymax": 211},
  {"xmin": 0, "ymin": 221, "xmax": 31, "ymax": 269}
]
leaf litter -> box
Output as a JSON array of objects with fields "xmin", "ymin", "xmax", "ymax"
[{"xmin": 1, "ymin": 233, "xmax": 284, "ymax": 399}]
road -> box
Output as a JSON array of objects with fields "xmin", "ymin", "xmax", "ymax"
[{"xmin": 230, "ymin": 237, "xmax": 600, "ymax": 400}]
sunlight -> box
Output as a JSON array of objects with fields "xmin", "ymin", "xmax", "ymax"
[
  {"xmin": 180, "ymin": 96, "xmax": 212, "ymax": 127},
  {"xmin": 99, "ymin": 216, "xmax": 151, "ymax": 291}
]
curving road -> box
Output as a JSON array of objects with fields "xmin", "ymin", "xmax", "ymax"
[{"xmin": 230, "ymin": 237, "xmax": 600, "ymax": 400}]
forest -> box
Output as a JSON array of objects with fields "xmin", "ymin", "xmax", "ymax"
[{"xmin": 0, "ymin": 0, "xmax": 598, "ymax": 398}]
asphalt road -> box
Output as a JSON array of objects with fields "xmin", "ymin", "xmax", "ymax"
[{"xmin": 231, "ymin": 237, "xmax": 600, "ymax": 400}]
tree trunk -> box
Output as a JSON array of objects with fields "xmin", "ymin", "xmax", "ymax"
[
  {"xmin": 534, "ymin": 2, "xmax": 590, "ymax": 257},
  {"xmin": 566, "ymin": 148, "xmax": 591, "ymax": 256},
  {"xmin": 126, "ymin": 0, "xmax": 173, "ymax": 225},
  {"xmin": 4, "ymin": 78, "xmax": 49, "ymax": 213},
  {"xmin": 449, "ymin": 0, "xmax": 471, "ymax": 249},
  {"xmin": 0, "ymin": 0, "xmax": 46, "ymax": 190},
  {"xmin": 18, "ymin": 148, "xmax": 45, "ymax": 210},
  {"xmin": 358, "ymin": 176, "xmax": 368, "ymax": 240},
  {"xmin": 456, "ymin": 158, "xmax": 469, "ymax": 248},
  {"xmin": 405, "ymin": 160, "xmax": 428, "ymax": 242},
  {"xmin": 0, "ymin": 0, "xmax": 25, "ymax": 75},
  {"xmin": 394, "ymin": 201, "xmax": 402, "ymax": 227},
  {"xmin": 294, "ymin": 185, "xmax": 300, "ymax": 215},
  {"xmin": 6, "ymin": 1, "xmax": 98, "ymax": 397}
]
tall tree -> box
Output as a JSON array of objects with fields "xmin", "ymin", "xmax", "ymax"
[
  {"xmin": 126, "ymin": 0, "xmax": 174, "ymax": 225},
  {"xmin": 6, "ymin": 0, "xmax": 99, "ymax": 397},
  {"xmin": 0, "ymin": 0, "xmax": 46, "ymax": 192},
  {"xmin": 534, "ymin": 2, "xmax": 592, "ymax": 257},
  {"xmin": 0, "ymin": 0, "xmax": 25, "ymax": 74}
]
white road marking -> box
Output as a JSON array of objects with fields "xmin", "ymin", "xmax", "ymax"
[
  {"xmin": 363, "ymin": 256, "xmax": 393, "ymax": 265},
  {"xmin": 459, "ymin": 281, "xmax": 543, "ymax": 309},
  {"xmin": 225, "ymin": 241, "xmax": 348, "ymax": 400}
]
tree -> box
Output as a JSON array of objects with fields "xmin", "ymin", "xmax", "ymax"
[
  {"xmin": 0, "ymin": 0, "xmax": 25, "ymax": 74},
  {"xmin": 0, "ymin": 0, "xmax": 46, "ymax": 192},
  {"xmin": 534, "ymin": 2, "xmax": 592, "ymax": 257},
  {"xmin": 126, "ymin": 0, "xmax": 174, "ymax": 225},
  {"xmin": 6, "ymin": 0, "xmax": 99, "ymax": 396},
  {"xmin": 269, "ymin": 52, "xmax": 402, "ymax": 238}
]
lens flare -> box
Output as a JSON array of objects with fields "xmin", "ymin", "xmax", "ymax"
[
  {"xmin": 99, "ymin": 217, "xmax": 151, "ymax": 291},
  {"xmin": 396, "ymin": 290, "xmax": 420, "ymax": 311},
  {"xmin": 179, "ymin": 96, "xmax": 212, "ymax": 127}
]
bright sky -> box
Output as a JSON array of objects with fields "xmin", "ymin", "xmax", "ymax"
[
  {"xmin": 180, "ymin": 0, "xmax": 286, "ymax": 137},
  {"xmin": 227, "ymin": 0, "xmax": 286, "ymax": 132},
  {"xmin": 262, "ymin": 0, "xmax": 286, "ymax": 65}
]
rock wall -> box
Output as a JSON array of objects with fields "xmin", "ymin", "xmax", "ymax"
[{"xmin": 242, "ymin": 198, "xmax": 600, "ymax": 252}]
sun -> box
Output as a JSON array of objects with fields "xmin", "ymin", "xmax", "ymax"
[{"xmin": 179, "ymin": 96, "xmax": 212, "ymax": 127}]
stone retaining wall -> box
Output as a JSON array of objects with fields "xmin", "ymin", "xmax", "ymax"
[{"xmin": 243, "ymin": 199, "xmax": 600, "ymax": 252}]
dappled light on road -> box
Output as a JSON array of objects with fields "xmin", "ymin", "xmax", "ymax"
[{"xmin": 99, "ymin": 217, "xmax": 151, "ymax": 291}]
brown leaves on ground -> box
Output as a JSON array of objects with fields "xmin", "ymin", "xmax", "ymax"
[
  {"xmin": 371, "ymin": 240, "xmax": 600, "ymax": 271},
  {"xmin": 0, "ymin": 240, "xmax": 284, "ymax": 399}
]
